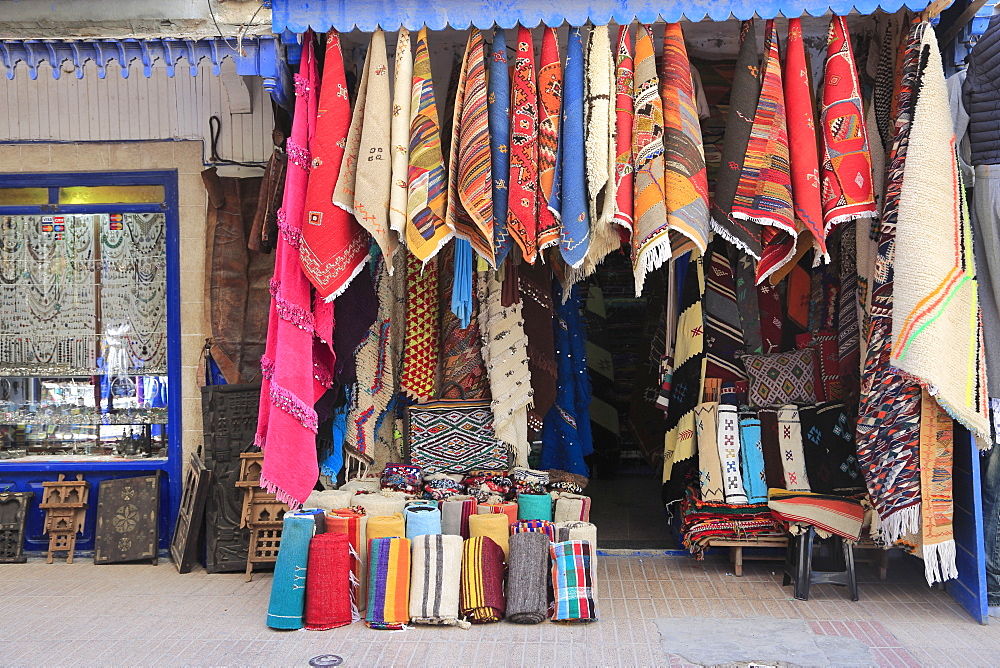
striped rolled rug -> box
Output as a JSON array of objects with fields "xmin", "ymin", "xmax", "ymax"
[
  {"xmin": 460, "ymin": 536, "xmax": 506, "ymax": 623},
  {"xmin": 303, "ymin": 533, "xmax": 353, "ymax": 630},
  {"xmin": 506, "ymin": 532, "xmax": 551, "ymax": 624},
  {"xmin": 469, "ymin": 512, "xmax": 510, "ymax": 558},
  {"xmin": 365, "ymin": 537, "xmax": 411, "ymax": 630},
  {"xmin": 550, "ymin": 539, "xmax": 597, "ymax": 622},
  {"xmin": 511, "ymin": 519, "xmax": 556, "ymax": 542},
  {"xmin": 266, "ymin": 513, "xmax": 316, "ymax": 630},
  {"xmin": 553, "ymin": 493, "xmax": 591, "ymax": 523},
  {"xmin": 477, "ymin": 501, "xmax": 518, "ymax": 525},
  {"xmin": 326, "ymin": 509, "xmax": 368, "ymax": 614},
  {"xmin": 409, "ymin": 534, "xmax": 470, "ymax": 628},
  {"xmin": 441, "ymin": 495, "xmax": 477, "ymax": 538}
]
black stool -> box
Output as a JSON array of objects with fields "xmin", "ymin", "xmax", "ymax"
[{"xmin": 782, "ymin": 526, "xmax": 859, "ymax": 601}]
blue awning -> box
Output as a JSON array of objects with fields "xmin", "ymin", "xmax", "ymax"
[{"xmin": 272, "ymin": 0, "xmax": 926, "ymax": 33}]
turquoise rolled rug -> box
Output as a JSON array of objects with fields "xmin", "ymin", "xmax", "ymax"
[
  {"xmin": 517, "ymin": 493, "xmax": 553, "ymax": 521},
  {"xmin": 266, "ymin": 512, "xmax": 316, "ymax": 630}
]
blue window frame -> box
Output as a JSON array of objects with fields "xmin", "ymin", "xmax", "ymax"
[{"xmin": 0, "ymin": 170, "xmax": 182, "ymax": 554}]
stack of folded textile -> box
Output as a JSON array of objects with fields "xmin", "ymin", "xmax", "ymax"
[{"xmin": 679, "ymin": 488, "xmax": 785, "ymax": 558}]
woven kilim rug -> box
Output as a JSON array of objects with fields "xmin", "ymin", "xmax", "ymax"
[
  {"xmin": 507, "ymin": 25, "xmax": 539, "ymax": 264},
  {"xmin": 536, "ymin": 27, "xmax": 563, "ymax": 253},
  {"xmin": 489, "ymin": 27, "xmax": 513, "ymax": 265},
  {"xmin": 614, "ymin": 25, "xmax": 635, "ymax": 237},
  {"xmin": 388, "ymin": 28, "xmax": 412, "ymax": 240}
]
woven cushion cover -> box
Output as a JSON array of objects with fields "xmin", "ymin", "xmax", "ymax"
[{"xmin": 407, "ymin": 399, "xmax": 510, "ymax": 473}]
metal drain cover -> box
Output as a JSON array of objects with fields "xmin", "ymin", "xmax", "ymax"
[{"xmin": 309, "ymin": 655, "xmax": 344, "ymax": 666}]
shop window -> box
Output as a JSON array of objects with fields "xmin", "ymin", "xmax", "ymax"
[{"xmin": 0, "ymin": 175, "xmax": 173, "ymax": 462}]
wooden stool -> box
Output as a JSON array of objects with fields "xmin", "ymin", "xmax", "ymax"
[
  {"xmin": 708, "ymin": 536, "xmax": 789, "ymax": 576},
  {"xmin": 782, "ymin": 526, "xmax": 859, "ymax": 601}
]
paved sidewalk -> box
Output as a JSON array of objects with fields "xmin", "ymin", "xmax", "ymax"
[{"xmin": 1, "ymin": 550, "xmax": 998, "ymax": 667}]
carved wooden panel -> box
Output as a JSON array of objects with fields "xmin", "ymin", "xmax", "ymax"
[
  {"xmin": 0, "ymin": 491, "xmax": 33, "ymax": 563},
  {"xmin": 94, "ymin": 474, "xmax": 160, "ymax": 565},
  {"xmin": 170, "ymin": 452, "xmax": 212, "ymax": 574},
  {"xmin": 201, "ymin": 384, "xmax": 259, "ymax": 573}
]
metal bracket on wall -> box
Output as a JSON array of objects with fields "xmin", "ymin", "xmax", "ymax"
[{"xmin": 0, "ymin": 35, "xmax": 291, "ymax": 109}]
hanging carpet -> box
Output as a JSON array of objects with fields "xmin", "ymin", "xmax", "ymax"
[
  {"xmin": 490, "ymin": 27, "xmax": 513, "ymax": 265},
  {"xmin": 389, "ymin": 28, "xmax": 412, "ymax": 241},
  {"xmin": 536, "ymin": 27, "xmax": 563, "ymax": 253},
  {"xmin": 557, "ymin": 27, "xmax": 591, "ymax": 270},
  {"xmin": 439, "ymin": 244, "xmax": 489, "ymax": 399},
  {"xmin": 704, "ymin": 240, "xmax": 748, "ymax": 382},
  {"xmin": 520, "ymin": 262, "xmax": 557, "ymax": 432},
  {"xmin": 798, "ymin": 402, "xmax": 863, "ymax": 495},
  {"xmin": 400, "ymin": 252, "xmax": 440, "ymax": 402},
  {"xmin": 508, "ymin": 25, "xmax": 540, "ymax": 264},
  {"xmin": 614, "ymin": 25, "xmax": 635, "ymax": 237}
]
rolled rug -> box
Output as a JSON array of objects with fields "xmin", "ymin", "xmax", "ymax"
[
  {"xmin": 355, "ymin": 494, "xmax": 408, "ymax": 518},
  {"xmin": 506, "ymin": 532, "xmax": 550, "ymax": 624},
  {"xmin": 554, "ymin": 521, "xmax": 597, "ymax": 570},
  {"xmin": 404, "ymin": 504, "xmax": 442, "ymax": 539},
  {"xmin": 409, "ymin": 534, "xmax": 470, "ymax": 628},
  {"xmin": 303, "ymin": 489, "xmax": 356, "ymax": 512},
  {"xmin": 297, "ymin": 508, "xmax": 327, "ymax": 534},
  {"xmin": 367, "ymin": 512, "xmax": 406, "ymax": 541},
  {"xmin": 266, "ymin": 513, "xmax": 316, "ymax": 630},
  {"xmin": 366, "ymin": 537, "xmax": 411, "ymax": 629},
  {"xmin": 326, "ymin": 508, "xmax": 368, "ymax": 614},
  {"xmin": 441, "ymin": 495, "xmax": 477, "ymax": 538},
  {"xmin": 517, "ymin": 493, "xmax": 553, "ymax": 521},
  {"xmin": 303, "ymin": 533, "xmax": 353, "ymax": 630},
  {"xmin": 460, "ymin": 536, "xmax": 507, "ymax": 623},
  {"xmin": 405, "ymin": 499, "xmax": 439, "ymax": 509},
  {"xmin": 342, "ymin": 478, "xmax": 381, "ymax": 494},
  {"xmin": 550, "ymin": 539, "xmax": 597, "ymax": 622},
  {"xmin": 477, "ymin": 501, "xmax": 518, "ymax": 525},
  {"xmin": 468, "ymin": 512, "xmax": 510, "ymax": 558},
  {"xmin": 511, "ymin": 519, "xmax": 556, "ymax": 542},
  {"xmin": 553, "ymin": 493, "xmax": 591, "ymax": 523}
]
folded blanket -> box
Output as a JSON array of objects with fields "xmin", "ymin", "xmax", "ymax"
[
  {"xmin": 553, "ymin": 493, "xmax": 592, "ymax": 523},
  {"xmin": 517, "ymin": 493, "xmax": 553, "ymax": 521},
  {"xmin": 511, "ymin": 519, "xmax": 556, "ymax": 542},
  {"xmin": 468, "ymin": 512, "xmax": 510, "ymax": 558},
  {"xmin": 365, "ymin": 537, "xmax": 411, "ymax": 629},
  {"xmin": 404, "ymin": 504, "xmax": 442, "ymax": 539},
  {"xmin": 409, "ymin": 533, "xmax": 469, "ymax": 628},
  {"xmin": 441, "ymin": 495, "xmax": 477, "ymax": 538},
  {"xmin": 550, "ymin": 540, "xmax": 597, "ymax": 622},
  {"xmin": 326, "ymin": 508, "xmax": 368, "ymax": 614},
  {"xmin": 768, "ymin": 489, "xmax": 864, "ymax": 540},
  {"xmin": 506, "ymin": 532, "xmax": 550, "ymax": 624},
  {"xmin": 304, "ymin": 533, "xmax": 353, "ymax": 630},
  {"xmin": 303, "ymin": 489, "xmax": 356, "ymax": 512},
  {"xmin": 367, "ymin": 512, "xmax": 406, "ymax": 541},
  {"xmin": 460, "ymin": 536, "xmax": 507, "ymax": 623},
  {"xmin": 266, "ymin": 513, "xmax": 315, "ymax": 629}
]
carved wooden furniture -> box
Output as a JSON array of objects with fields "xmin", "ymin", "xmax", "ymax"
[
  {"xmin": 237, "ymin": 451, "xmax": 288, "ymax": 581},
  {"xmin": 201, "ymin": 384, "xmax": 259, "ymax": 573},
  {"xmin": 0, "ymin": 490, "xmax": 34, "ymax": 563},
  {"xmin": 39, "ymin": 474, "xmax": 89, "ymax": 564},
  {"xmin": 170, "ymin": 451, "xmax": 212, "ymax": 573},
  {"xmin": 94, "ymin": 474, "xmax": 160, "ymax": 565}
]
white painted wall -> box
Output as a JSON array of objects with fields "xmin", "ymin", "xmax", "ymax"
[{"xmin": 0, "ymin": 58, "xmax": 273, "ymax": 165}]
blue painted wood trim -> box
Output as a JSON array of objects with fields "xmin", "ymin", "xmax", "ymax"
[{"xmin": 947, "ymin": 424, "xmax": 989, "ymax": 624}]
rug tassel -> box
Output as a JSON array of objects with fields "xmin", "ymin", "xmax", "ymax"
[
  {"xmin": 633, "ymin": 234, "xmax": 673, "ymax": 297},
  {"xmin": 709, "ymin": 220, "xmax": 761, "ymax": 261},
  {"xmin": 322, "ymin": 255, "xmax": 372, "ymax": 303},
  {"xmin": 923, "ymin": 538, "xmax": 958, "ymax": 585},
  {"xmin": 873, "ymin": 505, "xmax": 920, "ymax": 546}
]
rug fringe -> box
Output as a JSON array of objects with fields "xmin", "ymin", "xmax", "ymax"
[
  {"xmin": 923, "ymin": 538, "xmax": 959, "ymax": 585},
  {"xmin": 872, "ymin": 504, "xmax": 919, "ymax": 546},
  {"xmin": 322, "ymin": 256, "xmax": 371, "ymax": 303},
  {"xmin": 709, "ymin": 219, "xmax": 761, "ymax": 261},
  {"xmin": 633, "ymin": 234, "xmax": 672, "ymax": 297},
  {"xmin": 731, "ymin": 211, "xmax": 797, "ymax": 235},
  {"xmin": 823, "ymin": 209, "xmax": 877, "ymax": 236},
  {"xmin": 259, "ymin": 473, "xmax": 304, "ymax": 511}
]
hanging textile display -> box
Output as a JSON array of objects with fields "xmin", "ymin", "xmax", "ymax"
[
  {"xmin": 536, "ymin": 27, "xmax": 564, "ymax": 253},
  {"xmin": 820, "ymin": 15, "xmax": 878, "ymax": 233},
  {"xmin": 798, "ymin": 402, "xmax": 862, "ymax": 495},
  {"xmin": 333, "ymin": 29, "xmax": 397, "ymax": 269},
  {"xmin": 662, "ymin": 256, "xmax": 705, "ymax": 481},
  {"xmin": 783, "ymin": 18, "xmax": 825, "ymax": 261},
  {"xmin": 541, "ymin": 283, "xmax": 593, "ymax": 477},
  {"xmin": 710, "ymin": 20, "xmax": 763, "ymax": 259},
  {"xmin": 400, "ymin": 252, "xmax": 440, "ymax": 402},
  {"xmin": 717, "ymin": 404, "xmax": 748, "ymax": 504},
  {"xmin": 557, "ymin": 27, "xmax": 591, "ymax": 269},
  {"xmin": 300, "ymin": 33, "xmax": 370, "ymax": 303},
  {"xmin": 613, "ymin": 25, "xmax": 635, "ymax": 237},
  {"xmin": 891, "ymin": 25, "xmax": 990, "ymax": 443},
  {"xmin": 838, "ymin": 221, "xmax": 861, "ymax": 403},
  {"xmin": 256, "ymin": 34, "xmax": 330, "ymax": 508},
  {"xmin": 569, "ymin": 24, "xmax": 618, "ymax": 280},
  {"xmin": 447, "ymin": 29, "xmax": 496, "ymax": 267},
  {"xmin": 439, "ymin": 250, "xmax": 489, "ymax": 398},
  {"xmin": 490, "ymin": 28, "xmax": 513, "ymax": 265},
  {"xmin": 694, "ymin": 402, "xmax": 725, "ymax": 502},
  {"xmin": 388, "ymin": 28, "xmax": 412, "ymax": 241},
  {"xmin": 406, "ymin": 27, "xmax": 453, "ymax": 263},
  {"xmin": 478, "ymin": 270, "xmax": 533, "ymax": 466},
  {"xmin": 732, "ymin": 20, "xmax": 796, "ymax": 285},
  {"xmin": 856, "ymin": 23, "xmax": 924, "ymax": 546},
  {"xmin": 734, "ymin": 252, "xmax": 763, "ymax": 355},
  {"xmin": 703, "ymin": 240, "xmax": 748, "ymax": 381},
  {"xmin": 631, "ymin": 24, "xmax": 670, "ymax": 297},
  {"xmin": 660, "ymin": 22, "xmax": 710, "ymax": 259},
  {"xmin": 508, "ymin": 25, "xmax": 540, "ymax": 263},
  {"xmin": 519, "ymin": 263, "xmax": 557, "ymax": 432}
]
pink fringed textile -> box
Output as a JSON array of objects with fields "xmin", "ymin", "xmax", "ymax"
[{"xmin": 256, "ymin": 33, "xmax": 333, "ymax": 508}]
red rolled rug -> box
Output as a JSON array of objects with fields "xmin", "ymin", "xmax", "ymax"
[
  {"xmin": 460, "ymin": 536, "xmax": 506, "ymax": 623},
  {"xmin": 303, "ymin": 533, "xmax": 353, "ymax": 630}
]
